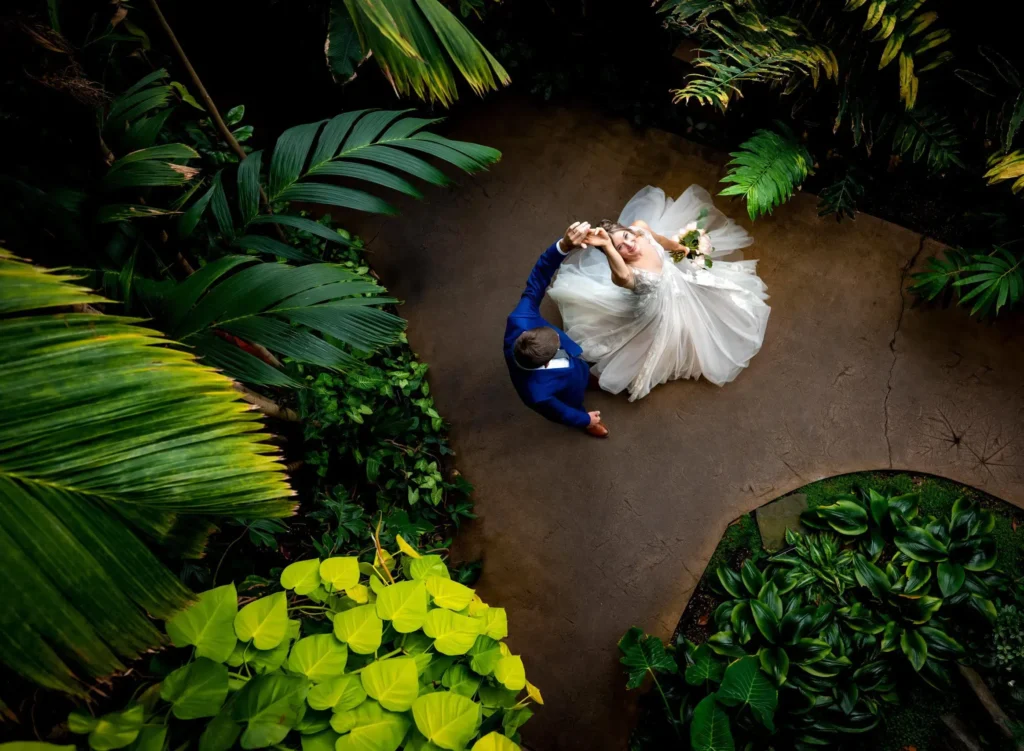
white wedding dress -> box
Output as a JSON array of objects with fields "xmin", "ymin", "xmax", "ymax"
[{"xmin": 548, "ymin": 186, "xmax": 770, "ymax": 401}]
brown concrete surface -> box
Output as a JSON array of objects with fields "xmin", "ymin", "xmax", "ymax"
[{"xmin": 357, "ymin": 96, "xmax": 1024, "ymax": 750}]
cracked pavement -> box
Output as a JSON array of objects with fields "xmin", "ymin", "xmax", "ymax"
[{"xmin": 356, "ymin": 97, "xmax": 1024, "ymax": 750}]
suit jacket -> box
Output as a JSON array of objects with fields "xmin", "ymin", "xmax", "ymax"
[{"xmin": 504, "ymin": 241, "xmax": 591, "ymax": 429}]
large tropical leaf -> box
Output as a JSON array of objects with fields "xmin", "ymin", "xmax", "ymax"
[
  {"xmin": 719, "ymin": 123, "xmax": 813, "ymax": 220},
  {"xmin": 186, "ymin": 110, "xmax": 501, "ymax": 264},
  {"xmin": 328, "ymin": 0, "xmax": 510, "ymax": 106},
  {"xmin": 143, "ymin": 255, "xmax": 406, "ymax": 386},
  {"xmin": 0, "ymin": 250, "xmax": 293, "ymax": 695}
]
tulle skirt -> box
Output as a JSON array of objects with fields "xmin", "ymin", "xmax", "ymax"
[{"xmin": 548, "ymin": 186, "xmax": 771, "ymax": 400}]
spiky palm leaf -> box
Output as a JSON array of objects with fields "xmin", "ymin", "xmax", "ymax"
[
  {"xmin": 910, "ymin": 247, "xmax": 971, "ymax": 302},
  {"xmin": 984, "ymin": 150, "xmax": 1024, "ymax": 195},
  {"xmin": 720, "ymin": 123, "xmax": 813, "ymax": 220},
  {"xmin": 884, "ymin": 107, "xmax": 963, "ymax": 172},
  {"xmin": 97, "ymin": 70, "xmax": 202, "ymax": 224},
  {"xmin": 673, "ymin": 26, "xmax": 836, "ymax": 111},
  {"xmin": 142, "ymin": 255, "xmax": 406, "ymax": 387},
  {"xmin": 953, "ymin": 247, "xmax": 1024, "ymax": 316},
  {"xmin": 0, "ymin": 250, "xmax": 293, "ymax": 695},
  {"xmin": 186, "ymin": 109, "xmax": 501, "ymax": 259},
  {"xmin": 327, "ymin": 0, "xmax": 509, "ymax": 106}
]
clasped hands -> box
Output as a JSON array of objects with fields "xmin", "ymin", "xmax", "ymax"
[{"xmin": 562, "ymin": 221, "xmax": 612, "ymax": 251}]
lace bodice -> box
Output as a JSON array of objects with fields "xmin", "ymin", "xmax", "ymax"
[{"xmin": 631, "ymin": 266, "xmax": 663, "ymax": 296}]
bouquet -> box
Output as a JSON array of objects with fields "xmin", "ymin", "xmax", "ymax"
[{"xmin": 671, "ymin": 207, "xmax": 713, "ymax": 267}]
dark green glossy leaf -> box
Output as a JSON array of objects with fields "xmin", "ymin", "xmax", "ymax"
[
  {"xmin": 894, "ymin": 526, "xmax": 949, "ymax": 562},
  {"xmin": 937, "ymin": 560, "xmax": 965, "ymax": 597}
]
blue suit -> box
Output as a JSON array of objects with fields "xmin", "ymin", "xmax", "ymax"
[{"xmin": 504, "ymin": 241, "xmax": 592, "ymax": 429}]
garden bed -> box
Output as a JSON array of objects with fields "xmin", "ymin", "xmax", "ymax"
[{"xmin": 626, "ymin": 472, "xmax": 1024, "ymax": 751}]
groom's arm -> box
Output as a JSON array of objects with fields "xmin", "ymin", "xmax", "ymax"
[
  {"xmin": 516, "ymin": 222, "xmax": 591, "ymax": 316},
  {"xmin": 533, "ymin": 396, "xmax": 591, "ymax": 429}
]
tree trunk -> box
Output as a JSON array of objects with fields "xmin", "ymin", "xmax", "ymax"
[
  {"xmin": 958, "ymin": 664, "xmax": 1024, "ymax": 750},
  {"xmin": 233, "ymin": 383, "xmax": 300, "ymax": 422}
]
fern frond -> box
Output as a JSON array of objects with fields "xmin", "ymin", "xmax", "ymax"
[
  {"xmin": 886, "ymin": 107, "xmax": 963, "ymax": 172},
  {"xmin": 984, "ymin": 150, "xmax": 1024, "ymax": 195},
  {"xmin": 817, "ymin": 169, "xmax": 865, "ymax": 221},
  {"xmin": 719, "ymin": 122, "xmax": 813, "ymax": 220}
]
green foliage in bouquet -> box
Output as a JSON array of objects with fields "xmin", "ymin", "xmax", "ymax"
[{"xmin": 53, "ymin": 533, "xmax": 539, "ymax": 751}]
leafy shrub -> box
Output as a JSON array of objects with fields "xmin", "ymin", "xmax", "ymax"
[
  {"xmin": 992, "ymin": 605, "xmax": 1024, "ymax": 674},
  {"xmin": 621, "ymin": 490, "xmax": 1005, "ymax": 750},
  {"xmin": 56, "ymin": 535, "xmax": 539, "ymax": 751}
]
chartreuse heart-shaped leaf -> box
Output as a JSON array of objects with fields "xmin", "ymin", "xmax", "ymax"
[
  {"xmin": 233, "ymin": 674, "xmax": 309, "ymax": 749},
  {"xmin": 287, "ymin": 634, "xmax": 348, "ymax": 681},
  {"xmin": 0, "ymin": 745, "xmax": 75, "ymax": 751},
  {"xmin": 376, "ymin": 580, "xmax": 429, "ymax": 632},
  {"xmin": 68, "ymin": 704, "xmax": 144, "ymax": 751},
  {"xmin": 165, "ymin": 583, "xmax": 238, "ymax": 663},
  {"xmin": 235, "ymin": 591, "xmax": 288, "ymax": 650},
  {"xmin": 396, "ymin": 534, "xmax": 422, "ymax": 558},
  {"xmin": 474, "ymin": 607, "xmax": 508, "ymax": 640},
  {"xmin": 690, "ymin": 695, "xmax": 733, "ymax": 751},
  {"xmin": 526, "ymin": 680, "xmax": 544, "ymax": 705},
  {"xmin": 307, "ymin": 673, "xmax": 366, "ymax": 712},
  {"xmin": 330, "ymin": 701, "xmax": 410, "ymax": 751},
  {"xmin": 471, "ymin": 733, "xmax": 521, "ymax": 751},
  {"xmin": 412, "ymin": 691, "xmax": 481, "ymax": 751},
  {"xmin": 717, "ymin": 656, "xmax": 777, "ymax": 732},
  {"xmin": 408, "ymin": 555, "xmax": 450, "ymax": 581},
  {"xmin": 320, "ymin": 557, "xmax": 360, "ymax": 591},
  {"xmin": 299, "ymin": 729, "xmax": 340, "ymax": 751},
  {"xmin": 477, "ymin": 684, "xmax": 519, "ymax": 708},
  {"xmin": 467, "ymin": 636, "xmax": 504, "ymax": 675},
  {"xmin": 425, "ymin": 577, "xmax": 475, "ymax": 611},
  {"xmin": 685, "ymin": 644, "xmax": 725, "ymax": 687},
  {"xmin": 360, "ymin": 656, "xmax": 419, "ymax": 712},
  {"xmin": 442, "ymin": 663, "xmax": 482, "ymax": 697},
  {"xmin": 333, "ymin": 604, "xmax": 383, "ymax": 654},
  {"xmin": 423, "ymin": 609, "xmax": 483, "ymax": 655},
  {"xmin": 494, "ymin": 655, "xmax": 526, "ymax": 690},
  {"xmin": 280, "ymin": 559, "xmax": 321, "ymax": 595},
  {"xmin": 161, "ymin": 658, "xmax": 229, "ymax": 719}
]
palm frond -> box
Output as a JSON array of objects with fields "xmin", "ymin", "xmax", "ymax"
[
  {"xmin": 984, "ymin": 150, "xmax": 1024, "ymax": 195},
  {"xmin": 909, "ymin": 247, "xmax": 971, "ymax": 301},
  {"xmin": 719, "ymin": 122, "xmax": 813, "ymax": 220},
  {"xmin": 953, "ymin": 247, "xmax": 1024, "ymax": 316},
  {"xmin": 143, "ymin": 256, "xmax": 406, "ymax": 386},
  {"xmin": 673, "ymin": 27, "xmax": 835, "ymax": 111},
  {"xmin": 328, "ymin": 0, "xmax": 509, "ymax": 106},
  {"xmin": 817, "ymin": 169, "xmax": 865, "ymax": 221},
  {"xmin": 884, "ymin": 107, "xmax": 963, "ymax": 172},
  {"xmin": 0, "ymin": 250, "xmax": 293, "ymax": 695}
]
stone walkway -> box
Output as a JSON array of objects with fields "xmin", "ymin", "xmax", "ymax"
[{"xmin": 359, "ymin": 96, "xmax": 1024, "ymax": 750}]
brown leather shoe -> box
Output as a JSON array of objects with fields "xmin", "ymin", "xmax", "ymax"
[{"xmin": 586, "ymin": 423, "xmax": 609, "ymax": 438}]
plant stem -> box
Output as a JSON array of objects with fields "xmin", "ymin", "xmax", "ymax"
[
  {"xmin": 146, "ymin": 0, "xmax": 286, "ymax": 240},
  {"xmin": 351, "ymin": 648, "xmax": 402, "ymax": 672},
  {"xmin": 650, "ymin": 673, "xmax": 681, "ymax": 740}
]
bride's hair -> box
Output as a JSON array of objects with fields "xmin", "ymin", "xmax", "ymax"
[{"xmin": 598, "ymin": 220, "xmax": 629, "ymax": 235}]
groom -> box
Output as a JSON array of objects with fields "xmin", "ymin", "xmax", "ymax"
[{"xmin": 504, "ymin": 222, "xmax": 607, "ymax": 437}]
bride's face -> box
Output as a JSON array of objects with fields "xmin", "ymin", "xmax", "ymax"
[{"xmin": 610, "ymin": 227, "xmax": 647, "ymax": 262}]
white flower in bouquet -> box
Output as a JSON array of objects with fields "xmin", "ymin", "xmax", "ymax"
[{"xmin": 670, "ymin": 212, "xmax": 714, "ymax": 268}]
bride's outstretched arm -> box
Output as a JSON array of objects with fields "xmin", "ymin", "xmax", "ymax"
[
  {"xmin": 633, "ymin": 220, "xmax": 682, "ymax": 253},
  {"xmin": 587, "ymin": 228, "xmax": 634, "ymax": 289}
]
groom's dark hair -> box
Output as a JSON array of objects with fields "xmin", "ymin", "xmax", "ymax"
[{"xmin": 514, "ymin": 327, "xmax": 560, "ymax": 369}]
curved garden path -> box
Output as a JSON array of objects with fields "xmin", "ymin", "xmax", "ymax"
[{"xmin": 358, "ymin": 95, "xmax": 1024, "ymax": 749}]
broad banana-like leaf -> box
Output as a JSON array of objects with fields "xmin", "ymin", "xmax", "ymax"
[
  {"xmin": 151, "ymin": 255, "xmax": 406, "ymax": 386},
  {"xmin": 328, "ymin": 0, "xmax": 509, "ymax": 105},
  {"xmin": 0, "ymin": 250, "xmax": 293, "ymax": 696}
]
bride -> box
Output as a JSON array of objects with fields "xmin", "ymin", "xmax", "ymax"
[{"xmin": 547, "ymin": 185, "xmax": 770, "ymax": 401}]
